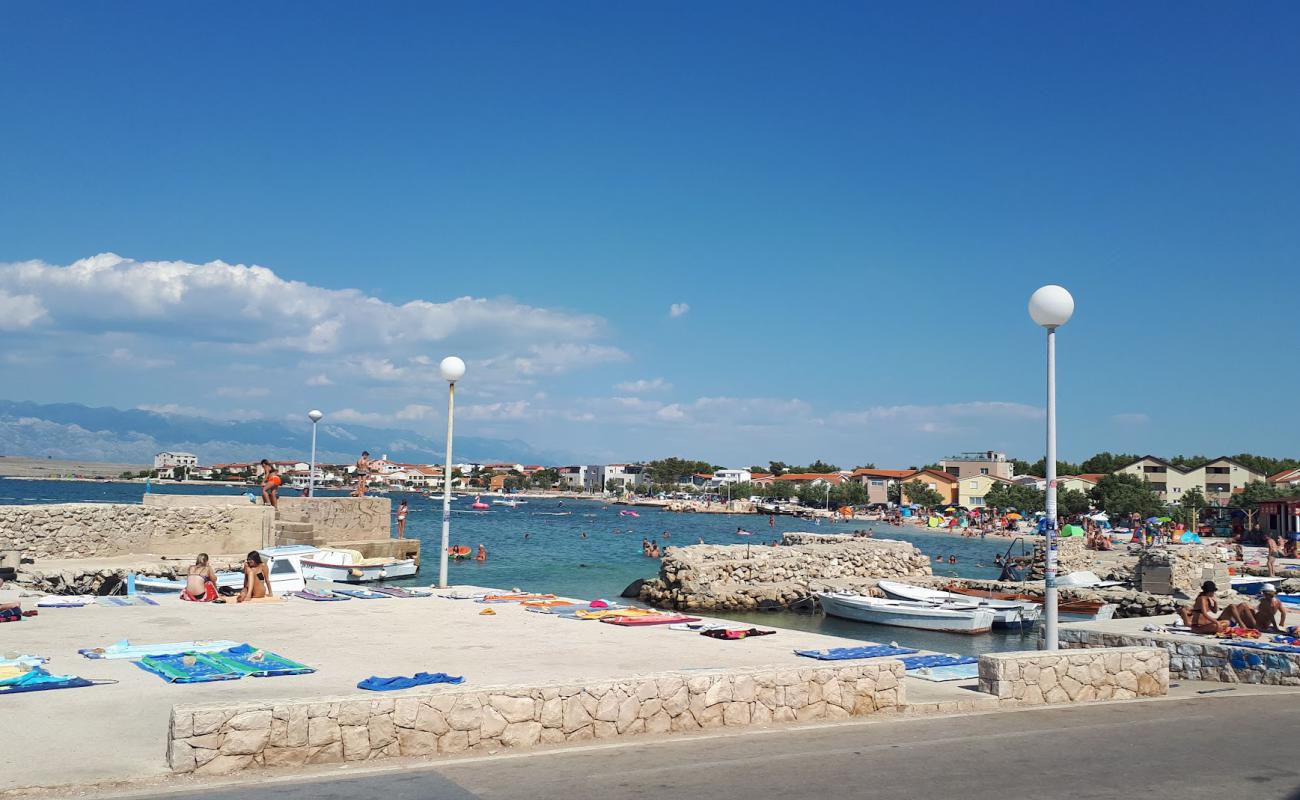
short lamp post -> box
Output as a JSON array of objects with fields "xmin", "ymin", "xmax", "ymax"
[
  {"xmin": 438, "ymin": 356, "xmax": 466, "ymax": 589},
  {"xmin": 1028, "ymin": 284, "xmax": 1075, "ymax": 650},
  {"xmin": 307, "ymin": 410, "xmax": 323, "ymax": 497}
]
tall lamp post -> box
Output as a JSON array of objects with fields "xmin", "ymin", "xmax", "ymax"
[
  {"xmin": 438, "ymin": 356, "xmax": 466, "ymax": 589},
  {"xmin": 307, "ymin": 410, "xmax": 323, "ymax": 497},
  {"xmin": 1028, "ymin": 285, "xmax": 1074, "ymax": 651}
]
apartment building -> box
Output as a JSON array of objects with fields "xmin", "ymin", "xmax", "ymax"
[
  {"xmin": 1115, "ymin": 455, "xmax": 1263, "ymax": 504},
  {"xmin": 939, "ymin": 451, "xmax": 1014, "ymax": 480}
]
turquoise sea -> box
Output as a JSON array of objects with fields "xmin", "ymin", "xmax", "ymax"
[{"xmin": 0, "ymin": 478, "xmax": 1040, "ymax": 654}]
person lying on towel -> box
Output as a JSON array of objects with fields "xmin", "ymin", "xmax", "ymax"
[{"xmin": 180, "ymin": 553, "xmax": 219, "ymax": 602}]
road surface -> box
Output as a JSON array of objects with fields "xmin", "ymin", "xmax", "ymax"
[{"xmin": 100, "ymin": 694, "xmax": 1300, "ymax": 800}]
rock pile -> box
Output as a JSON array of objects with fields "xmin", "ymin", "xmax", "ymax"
[
  {"xmin": 1028, "ymin": 536, "xmax": 1093, "ymax": 580},
  {"xmin": 638, "ymin": 537, "xmax": 932, "ymax": 612}
]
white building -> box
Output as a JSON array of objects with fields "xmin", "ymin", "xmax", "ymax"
[
  {"xmin": 154, "ymin": 451, "xmax": 198, "ymax": 470},
  {"xmin": 602, "ymin": 464, "xmax": 650, "ymax": 491},
  {"xmin": 709, "ymin": 469, "xmax": 752, "ymax": 487}
]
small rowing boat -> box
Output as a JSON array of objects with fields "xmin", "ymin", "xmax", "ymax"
[
  {"xmin": 877, "ymin": 581, "xmax": 1040, "ymax": 628},
  {"xmin": 816, "ymin": 592, "xmax": 995, "ymax": 634},
  {"xmin": 943, "ymin": 586, "xmax": 1118, "ymax": 621}
]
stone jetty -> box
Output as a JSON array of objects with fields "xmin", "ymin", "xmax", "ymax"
[{"xmin": 639, "ymin": 533, "xmax": 932, "ymax": 611}]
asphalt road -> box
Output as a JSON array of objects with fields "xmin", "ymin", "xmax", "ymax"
[{"xmin": 116, "ymin": 694, "xmax": 1300, "ymax": 800}]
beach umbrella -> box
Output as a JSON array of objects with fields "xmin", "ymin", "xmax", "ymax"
[
  {"xmin": 1006, "ymin": 512, "xmax": 1023, "ymax": 520},
  {"xmin": 1090, "ymin": 512, "xmax": 1109, "ymax": 521},
  {"xmin": 1157, "ymin": 516, "xmax": 1172, "ymax": 523}
]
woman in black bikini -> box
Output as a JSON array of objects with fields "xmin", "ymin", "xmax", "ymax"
[{"xmin": 237, "ymin": 551, "xmax": 273, "ymax": 603}]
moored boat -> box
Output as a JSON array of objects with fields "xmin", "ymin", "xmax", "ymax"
[
  {"xmin": 133, "ymin": 544, "xmax": 317, "ymax": 595},
  {"xmin": 943, "ymin": 586, "xmax": 1118, "ymax": 621},
  {"xmin": 299, "ymin": 547, "xmax": 418, "ymax": 583},
  {"xmin": 877, "ymin": 581, "xmax": 1040, "ymax": 628},
  {"xmin": 816, "ymin": 592, "xmax": 995, "ymax": 634}
]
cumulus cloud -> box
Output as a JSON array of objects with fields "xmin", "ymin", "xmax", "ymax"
[
  {"xmin": 109, "ymin": 347, "xmax": 174, "ymax": 369},
  {"xmin": 507, "ymin": 344, "xmax": 629, "ymax": 376},
  {"xmin": 614, "ymin": 378, "xmax": 671, "ymax": 393},
  {"xmin": 306, "ymin": 374, "xmax": 333, "ymax": 387},
  {"xmin": 669, "ymin": 303, "xmax": 690, "ymax": 318},
  {"xmin": 0, "ymin": 289, "xmax": 46, "ymax": 329},
  {"xmin": 0, "ymin": 253, "xmax": 608, "ymax": 357}
]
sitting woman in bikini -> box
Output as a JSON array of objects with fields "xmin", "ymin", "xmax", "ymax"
[
  {"xmin": 236, "ymin": 551, "xmax": 273, "ymax": 603},
  {"xmin": 1177, "ymin": 581, "xmax": 1227, "ymax": 634},
  {"xmin": 181, "ymin": 553, "xmax": 219, "ymax": 602}
]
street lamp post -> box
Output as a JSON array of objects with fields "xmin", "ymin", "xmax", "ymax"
[
  {"xmin": 307, "ymin": 410, "xmax": 323, "ymax": 497},
  {"xmin": 1029, "ymin": 285, "xmax": 1075, "ymax": 651},
  {"xmin": 438, "ymin": 356, "xmax": 466, "ymax": 589}
]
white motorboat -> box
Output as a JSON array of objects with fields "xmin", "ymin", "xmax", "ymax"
[
  {"xmin": 299, "ymin": 547, "xmax": 418, "ymax": 583},
  {"xmin": 816, "ymin": 592, "xmax": 995, "ymax": 634},
  {"xmin": 877, "ymin": 581, "xmax": 1041, "ymax": 628},
  {"xmin": 132, "ymin": 544, "xmax": 317, "ymax": 595}
]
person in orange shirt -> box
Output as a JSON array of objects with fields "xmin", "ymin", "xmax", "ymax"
[{"xmin": 261, "ymin": 463, "xmax": 281, "ymax": 509}]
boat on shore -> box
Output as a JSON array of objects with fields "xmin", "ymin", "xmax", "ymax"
[
  {"xmin": 943, "ymin": 586, "xmax": 1118, "ymax": 621},
  {"xmin": 299, "ymin": 547, "xmax": 418, "ymax": 583},
  {"xmin": 132, "ymin": 544, "xmax": 317, "ymax": 595},
  {"xmin": 877, "ymin": 580, "xmax": 1040, "ymax": 628},
  {"xmin": 816, "ymin": 592, "xmax": 995, "ymax": 634}
]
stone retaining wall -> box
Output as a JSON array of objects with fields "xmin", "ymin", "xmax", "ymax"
[
  {"xmin": 978, "ymin": 647, "xmax": 1168, "ymax": 705},
  {"xmin": 639, "ymin": 537, "xmax": 931, "ymax": 612},
  {"xmin": 168, "ymin": 661, "xmax": 907, "ymax": 774},
  {"xmin": 0, "ymin": 503, "xmax": 272, "ymax": 559},
  {"xmin": 142, "ymin": 495, "xmax": 391, "ymax": 541},
  {"xmin": 1059, "ymin": 628, "xmax": 1300, "ymax": 685}
]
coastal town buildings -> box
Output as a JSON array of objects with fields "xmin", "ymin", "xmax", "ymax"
[
  {"xmin": 938, "ymin": 451, "xmax": 1014, "ymax": 480},
  {"xmin": 957, "ymin": 473, "xmax": 1013, "ymax": 507},
  {"xmin": 1116, "ymin": 455, "xmax": 1264, "ymax": 504},
  {"xmin": 900, "ymin": 469, "xmax": 958, "ymax": 504},
  {"xmin": 153, "ymin": 451, "xmax": 198, "ymax": 470},
  {"xmin": 849, "ymin": 468, "xmax": 913, "ymax": 505}
]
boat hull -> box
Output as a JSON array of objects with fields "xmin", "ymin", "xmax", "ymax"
[
  {"xmin": 817, "ymin": 593, "xmax": 994, "ymax": 634},
  {"xmin": 878, "ymin": 581, "xmax": 1039, "ymax": 629},
  {"xmin": 300, "ymin": 559, "xmax": 418, "ymax": 583}
]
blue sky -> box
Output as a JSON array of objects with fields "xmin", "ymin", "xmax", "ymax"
[{"xmin": 1, "ymin": 2, "xmax": 1297, "ymax": 467}]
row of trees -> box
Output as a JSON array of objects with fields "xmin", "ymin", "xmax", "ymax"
[{"xmin": 1012, "ymin": 451, "xmax": 1300, "ymax": 479}]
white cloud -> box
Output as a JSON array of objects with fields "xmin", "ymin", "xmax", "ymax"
[
  {"xmin": 306, "ymin": 374, "xmax": 333, "ymax": 387},
  {"xmin": 136, "ymin": 403, "xmax": 265, "ymax": 421},
  {"xmin": 0, "ymin": 289, "xmax": 46, "ymax": 329},
  {"xmin": 655, "ymin": 404, "xmax": 687, "ymax": 421},
  {"xmin": 508, "ymin": 344, "xmax": 629, "ymax": 376},
  {"xmin": 614, "ymin": 378, "xmax": 671, "ymax": 393},
  {"xmin": 108, "ymin": 347, "xmax": 174, "ymax": 369},
  {"xmin": 669, "ymin": 303, "xmax": 690, "ymax": 318},
  {"xmin": 0, "ymin": 253, "xmax": 608, "ymax": 359}
]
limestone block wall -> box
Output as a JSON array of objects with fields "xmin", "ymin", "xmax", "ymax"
[
  {"xmin": 1135, "ymin": 546, "xmax": 1229, "ymax": 596},
  {"xmin": 978, "ymin": 647, "xmax": 1168, "ymax": 705},
  {"xmin": 0, "ymin": 503, "xmax": 272, "ymax": 558},
  {"xmin": 142, "ymin": 494, "xmax": 257, "ymax": 509},
  {"xmin": 1059, "ymin": 628, "xmax": 1300, "ymax": 686},
  {"xmin": 277, "ymin": 497, "xmax": 391, "ymax": 541},
  {"xmin": 640, "ymin": 538, "xmax": 932, "ymax": 611},
  {"xmin": 168, "ymin": 661, "xmax": 906, "ymax": 774}
]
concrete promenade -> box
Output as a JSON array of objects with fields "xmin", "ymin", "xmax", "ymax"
[
  {"xmin": 27, "ymin": 690, "xmax": 1300, "ymax": 800},
  {"xmin": 0, "ymin": 586, "xmax": 920, "ymax": 792}
]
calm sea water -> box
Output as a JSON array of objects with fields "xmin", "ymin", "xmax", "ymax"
[{"xmin": 0, "ymin": 478, "xmax": 1038, "ymax": 654}]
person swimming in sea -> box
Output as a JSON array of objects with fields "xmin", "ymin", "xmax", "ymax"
[
  {"xmin": 475, "ymin": 544, "xmax": 488, "ymax": 561},
  {"xmin": 580, "ymin": 532, "xmax": 588, "ymax": 539},
  {"xmin": 948, "ymin": 555, "xmax": 958, "ymax": 564}
]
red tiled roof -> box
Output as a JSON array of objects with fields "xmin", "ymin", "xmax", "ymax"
[
  {"xmin": 775, "ymin": 473, "xmax": 845, "ymax": 484},
  {"xmin": 902, "ymin": 469, "xmax": 957, "ymax": 483},
  {"xmin": 851, "ymin": 468, "xmax": 913, "ymax": 479},
  {"xmin": 1074, "ymin": 474, "xmax": 1105, "ymax": 483}
]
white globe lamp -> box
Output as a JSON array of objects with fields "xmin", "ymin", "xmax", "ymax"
[
  {"xmin": 1028, "ymin": 285, "xmax": 1075, "ymax": 329},
  {"xmin": 440, "ymin": 356, "xmax": 466, "ymax": 383}
]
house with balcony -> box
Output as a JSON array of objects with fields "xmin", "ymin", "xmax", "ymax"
[
  {"xmin": 900, "ymin": 469, "xmax": 958, "ymax": 505},
  {"xmin": 1115, "ymin": 456, "xmax": 1197, "ymax": 501},
  {"xmin": 958, "ymin": 474, "xmax": 1013, "ymax": 507},
  {"xmin": 850, "ymin": 468, "xmax": 913, "ymax": 505},
  {"xmin": 938, "ymin": 451, "xmax": 1014, "ymax": 480},
  {"xmin": 1184, "ymin": 457, "xmax": 1265, "ymax": 505}
]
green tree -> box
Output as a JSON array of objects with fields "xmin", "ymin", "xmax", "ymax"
[
  {"xmin": 645, "ymin": 458, "xmax": 715, "ymax": 485},
  {"xmin": 767, "ymin": 461, "xmax": 788, "ymax": 476},
  {"xmin": 1227, "ymin": 453, "xmax": 1300, "ymax": 478},
  {"xmin": 1056, "ymin": 488, "xmax": 1091, "ymax": 516},
  {"xmin": 529, "ymin": 468, "xmax": 560, "ymax": 489},
  {"xmin": 1023, "ymin": 458, "xmax": 1083, "ymax": 478},
  {"xmin": 605, "ymin": 478, "xmax": 625, "ymax": 496},
  {"xmin": 852, "ymin": 463, "xmax": 877, "ymax": 470},
  {"xmin": 748, "ymin": 466, "xmax": 767, "ymax": 474},
  {"xmin": 1010, "ymin": 458, "xmax": 1034, "ymax": 476},
  {"xmin": 1168, "ymin": 454, "xmax": 1212, "ymax": 470},
  {"xmin": 1233, "ymin": 480, "xmax": 1300, "ymax": 528},
  {"xmin": 503, "ymin": 476, "xmax": 525, "ymax": 492},
  {"xmin": 1088, "ymin": 473, "xmax": 1164, "ymax": 519},
  {"xmin": 1177, "ymin": 486, "xmax": 1207, "ymax": 528},
  {"xmin": 1078, "ymin": 452, "xmax": 1141, "ymax": 474},
  {"xmin": 901, "ymin": 480, "xmax": 944, "ymax": 508},
  {"xmin": 984, "ymin": 482, "xmax": 1045, "ymax": 513}
]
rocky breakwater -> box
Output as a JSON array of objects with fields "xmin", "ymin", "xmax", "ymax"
[{"xmin": 639, "ymin": 534, "xmax": 932, "ymax": 612}]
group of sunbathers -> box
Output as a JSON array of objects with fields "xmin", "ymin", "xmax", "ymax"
[
  {"xmin": 181, "ymin": 552, "xmax": 273, "ymax": 604},
  {"xmin": 1178, "ymin": 580, "xmax": 1292, "ymax": 635}
]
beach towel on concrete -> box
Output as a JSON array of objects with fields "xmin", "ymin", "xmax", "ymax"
[
  {"xmin": 135, "ymin": 653, "xmax": 243, "ymax": 683},
  {"xmin": 289, "ymin": 590, "xmax": 350, "ymax": 602},
  {"xmin": 0, "ymin": 655, "xmax": 46, "ymax": 668},
  {"xmin": 898, "ymin": 654, "xmax": 978, "ymax": 670},
  {"xmin": 1226, "ymin": 639, "xmax": 1300, "ymax": 655},
  {"xmin": 357, "ymin": 672, "xmax": 464, "ymax": 691},
  {"xmin": 908, "ymin": 663, "xmax": 981, "ymax": 682},
  {"xmin": 80, "ymin": 639, "xmax": 241, "ymax": 660},
  {"xmin": 370, "ymin": 586, "xmax": 433, "ymax": 598},
  {"xmin": 332, "ymin": 588, "xmax": 390, "ymax": 600},
  {"xmin": 795, "ymin": 644, "xmax": 919, "ymax": 661},
  {"xmin": 37, "ymin": 596, "xmax": 97, "ymax": 608},
  {"xmin": 0, "ymin": 667, "xmax": 98, "ymax": 695},
  {"xmin": 209, "ymin": 644, "xmax": 315, "ymax": 677},
  {"xmin": 96, "ymin": 596, "xmax": 160, "ymax": 607}
]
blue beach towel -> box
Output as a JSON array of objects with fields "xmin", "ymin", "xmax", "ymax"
[
  {"xmin": 210, "ymin": 644, "xmax": 315, "ymax": 677},
  {"xmin": 80, "ymin": 639, "xmax": 241, "ymax": 660},
  {"xmin": 795, "ymin": 645, "xmax": 919, "ymax": 661},
  {"xmin": 134, "ymin": 653, "xmax": 243, "ymax": 683},
  {"xmin": 909, "ymin": 663, "xmax": 981, "ymax": 682},
  {"xmin": 1225, "ymin": 639, "xmax": 1300, "ymax": 655},
  {"xmin": 0, "ymin": 668, "xmax": 98, "ymax": 695},
  {"xmin": 96, "ymin": 596, "xmax": 160, "ymax": 607},
  {"xmin": 898, "ymin": 654, "xmax": 978, "ymax": 670},
  {"xmin": 357, "ymin": 672, "xmax": 464, "ymax": 691}
]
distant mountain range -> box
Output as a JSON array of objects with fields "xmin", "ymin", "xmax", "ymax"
[{"xmin": 0, "ymin": 399, "xmax": 563, "ymax": 466}]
